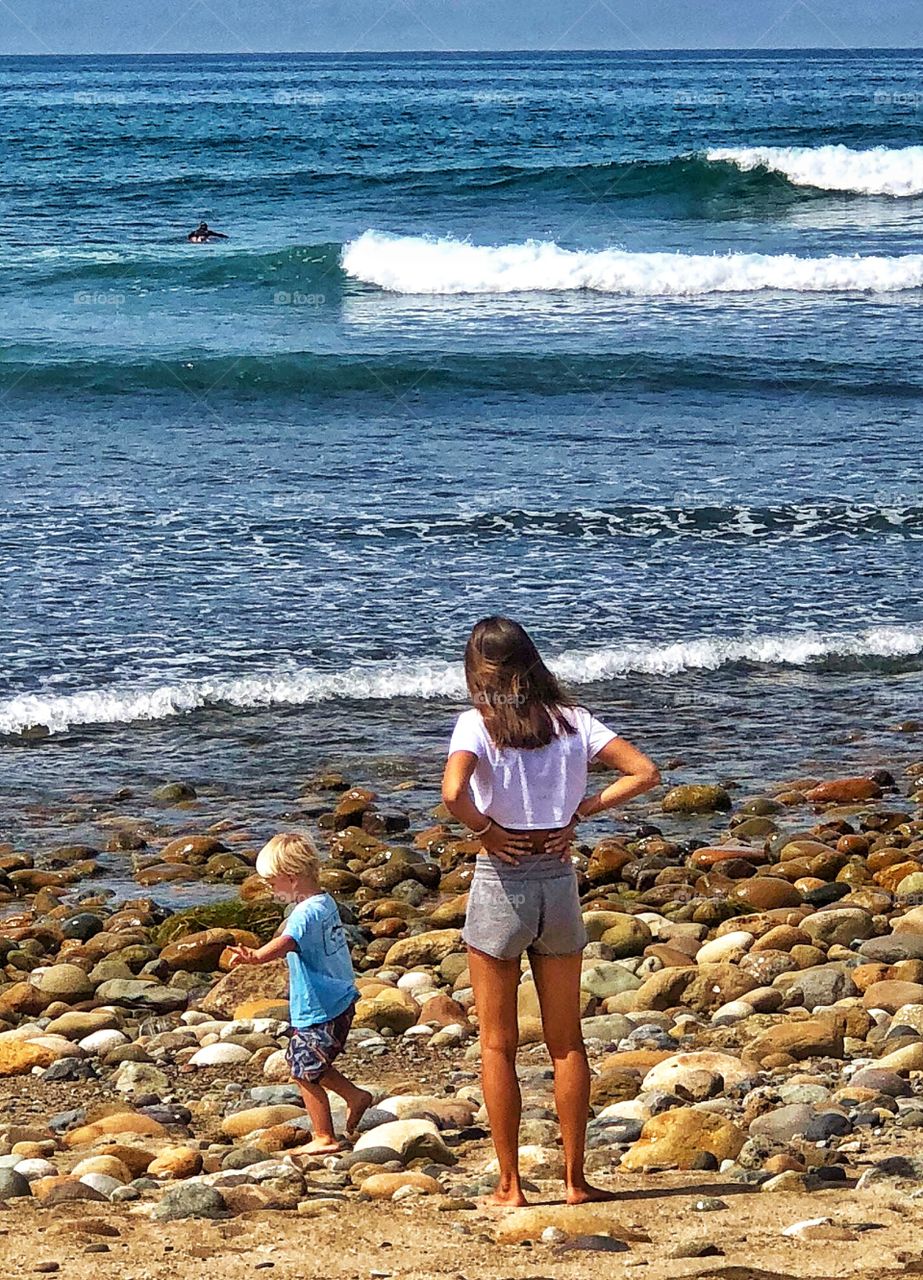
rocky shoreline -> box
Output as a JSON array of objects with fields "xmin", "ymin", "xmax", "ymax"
[{"xmin": 2, "ymin": 758, "xmax": 923, "ymax": 1275}]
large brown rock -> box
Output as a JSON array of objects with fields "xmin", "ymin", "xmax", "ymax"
[
  {"xmin": 495, "ymin": 1204, "xmax": 648, "ymax": 1245},
  {"xmin": 805, "ymin": 777, "xmax": 882, "ymax": 804},
  {"xmin": 416, "ymin": 993, "xmax": 468, "ymax": 1028},
  {"xmin": 800, "ymin": 908, "xmax": 873, "ymax": 947},
  {"xmin": 621, "ymin": 1107, "xmax": 745, "ymax": 1170},
  {"xmin": 662, "ymin": 784, "xmax": 732, "ymax": 814},
  {"xmin": 0, "ymin": 1040, "xmax": 57, "ymax": 1077},
  {"xmin": 631, "ymin": 967, "xmax": 696, "ymax": 1012},
  {"xmin": 732, "ymin": 877, "xmax": 802, "ymax": 910},
  {"xmin": 360, "ymin": 1171, "xmax": 442, "ymax": 1200},
  {"xmin": 354, "ymin": 988, "xmax": 418, "ymax": 1034},
  {"xmin": 744, "ymin": 1013, "xmax": 845, "ymax": 1067},
  {"xmin": 159, "ymin": 836, "xmax": 228, "ymax": 862},
  {"xmin": 65, "ymin": 1112, "xmax": 167, "ymax": 1146},
  {"xmin": 0, "ymin": 982, "xmax": 51, "ymax": 1020},
  {"xmin": 160, "ymin": 928, "xmax": 239, "ymax": 972},
  {"xmin": 862, "ymin": 980, "xmax": 923, "ymax": 1013},
  {"xmin": 585, "ymin": 841, "xmax": 633, "ymax": 885},
  {"xmin": 198, "ymin": 962, "xmax": 288, "ymax": 1018},
  {"xmin": 221, "ymin": 1105, "xmax": 304, "ymax": 1138},
  {"xmin": 33, "ymin": 964, "xmax": 95, "ymax": 1001},
  {"xmin": 147, "ymin": 1146, "xmax": 203, "ymax": 1179},
  {"xmin": 383, "ymin": 929, "xmax": 462, "ymax": 969}
]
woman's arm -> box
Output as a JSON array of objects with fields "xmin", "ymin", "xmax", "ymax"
[
  {"xmin": 546, "ymin": 736, "xmax": 660, "ymax": 855},
  {"xmin": 226, "ymin": 933, "xmax": 296, "ymax": 967},
  {"xmin": 442, "ymin": 749, "xmax": 532, "ymax": 864},
  {"xmin": 578, "ymin": 736, "xmax": 661, "ymax": 816}
]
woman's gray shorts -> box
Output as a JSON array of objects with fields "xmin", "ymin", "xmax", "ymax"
[{"xmin": 462, "ymin": 853, "xmax": 587, "ymax": 960}]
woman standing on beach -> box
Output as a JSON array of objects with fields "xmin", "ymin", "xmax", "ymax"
[{"xmin": 442, "ymin": 616, "xmax": 660, "ymax": 1206}]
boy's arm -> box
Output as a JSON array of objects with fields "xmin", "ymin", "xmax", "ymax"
[{"xmin": 227, "ymin": 934, "xmax": 296, "ymax": 967}]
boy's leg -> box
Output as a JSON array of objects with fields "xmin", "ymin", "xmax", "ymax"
[
  {"xmin": 292, "ymin": 1076, "xmax": 342, "ymax": 1153},
  {"xmin": 287, "ymin": 1025, "xmax": 345, "ymax": 1152},
  {"xmin": 317, "ymin": 1065, "xmax": 373, "ymax": 1132}
]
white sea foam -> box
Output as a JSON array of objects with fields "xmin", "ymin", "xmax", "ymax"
[
  {"xmin": 341, "ymin": 230, "xmax": 923, "ymax": 296},
  {"xmin": 3, "ymin": 625, "xmax": 921, "ymax": 738},
  {"xmin": 708, "ymin": 144, "xmax": 923, "ymax": 197}
]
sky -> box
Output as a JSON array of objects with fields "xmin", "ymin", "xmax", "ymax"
[{"xmin": 0, "ymin": 0, "xmax": 921, "ymax": 55}]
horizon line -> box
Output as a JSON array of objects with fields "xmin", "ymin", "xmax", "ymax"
[{"xmin": 2, "ymin": 45, "xmax": 922, "ymax": 57}]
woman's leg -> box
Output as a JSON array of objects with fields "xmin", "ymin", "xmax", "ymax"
[
  {"xmin": 467, "ymin": 945, "xmax": 527, "ymax": 1206},
  {"xmin": 530, "ymin": 950, "xmax": 617, "ymax": 1204}
]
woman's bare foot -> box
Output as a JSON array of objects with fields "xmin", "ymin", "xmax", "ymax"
[
  {"xmin": 565, "ymin": 1181, "xmax": 618, "ymax": 1205},
  {"xmin": 301, "ymin": 1136, "xmax": 343, "ymax": 1154},
  {"xmin": 487, "ymin": 1182, "xmax": 528, "ymax": 1207},
  {"xmin": 345, "ymin": 1088, "xmax": 374, "ymax": 1134}
]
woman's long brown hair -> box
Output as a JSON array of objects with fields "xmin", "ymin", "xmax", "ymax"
[{"xmin": 464, "ymin": 616, "xmax": 575, "ymax": 749}]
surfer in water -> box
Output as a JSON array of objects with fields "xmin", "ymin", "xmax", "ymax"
[{"xmin": 187, "ymin": 222, "xmax": 228, "ymax": 243}]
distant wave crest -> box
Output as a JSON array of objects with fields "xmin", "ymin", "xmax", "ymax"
[
  {"xmin": 341, "ymin": 231, "xmax": 923, "ymax": 296},
  {"xmin": 3, "ymin": 625, "xmax": 922, "ymax": 738},
  {"xmin": 708, "ymin": 145, "xmax": 923, "ymax": 197}
]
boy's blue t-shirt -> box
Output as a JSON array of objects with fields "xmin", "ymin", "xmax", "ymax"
[{"xmin": 282, "ymin": 893, "xmax": 359, "ymax": 1029}]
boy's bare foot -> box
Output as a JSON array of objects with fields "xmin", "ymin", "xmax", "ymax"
[
  {"xmin": 301, "ymin": 1137, "xmax": 343, "ymax": 1154},
  {"xmin": 345, "ymin": 1088, "xmax": 374, "ymax": 1134},
  {"xmin": 565, "ymin": 1182, "xmax": 618, "ymax": 1205}
]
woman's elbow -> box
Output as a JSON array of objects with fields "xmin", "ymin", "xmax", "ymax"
[{"xmin": 640, "ymin": 763, "xmax": 661, "ymax": 791}]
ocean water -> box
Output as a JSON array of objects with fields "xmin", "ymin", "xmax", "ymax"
[{"xmin": 1, "ymin": 50, "xmax": 922, "ymax": 849}]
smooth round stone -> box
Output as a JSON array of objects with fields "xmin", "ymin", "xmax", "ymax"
[
  {"xmin": 0, "ymin": 1169, "xmax": 32, "ymax": 1198},
  {"xmin": 429, "ymin": 1024, "xmax": 466, "ymax": 1048},
  {"xmin": 336, "ymin": 1147, "xmax": 403, "ymax": 1171},
  {"xmin": 581, "ymin": 961, "xmax": 643, "ymax": 999},
  {"xmin": 849, "ymin": 1068, "xmax": 911, "ymax": 1097},
  {"xmin": 32, "ymin": 964, "xmax": 95, "ymax": 1001},
  {"xmin": 61, "ymin": 913, "xmax": 105, "ymax": 942},
  {"xmin": 863, "ymin": 981, "xmax": 923, "ymax": 1014},
  {"xmin": 697, "ymin": 932, "xmax": 754, "ymax": 965},
  {"xmin": 248, "ymin": 1085, "xmax": 300, "ymax": 1105},
  {"xmin": 396, "ymin": 972, "xmax": 437, "ymax": 994},
  {"xmin": 110, "ymin": 1185, "xmax": 141, "ymax": 1202},
  {"xmin": 79, "ymin": 1030, "xmax": 129, "ymax": 1055},
  {"xmin": 777, "ymin": 1083, "xmax": 831, "ymax": 1106},
  {"xmin": 749, "ymin": 1104, "xmax": 814, "ymax": 1142},
  {"xmin": 733, "ymin": 879, "xmax": 802, "ymax": 911},
  {"xmin": 79, "ymin": 1173, "xmax": 122, "ymax": 1198},
  {"xmin": 590, "ymin": 1116, "xmax": 643, "ymax": 1144},
  {"xmin": 188, "ymin": 1042, "xmax": 252, "ymax": 1067},
  {"xmin": 800, "ymin": 908, "xmax": 873, "ymax": 947},
  {"xmin": 712, "ymin": 1000, "xmax": 754, "ymax": 1025},
  {"xmin": 221, "ymin": 1146, "xmax": 272, "ymax": 1171},
  {"xmin": 13, "ymin": 1159, "xmax": 57, "ymax": 1181},
  {"xmin": 861, "ymin": 935, "xmax": 923, "ymax": 963},
  {"xmin": 803, "ymin": 1112, "xmax": 851, "ymax": 1141}
]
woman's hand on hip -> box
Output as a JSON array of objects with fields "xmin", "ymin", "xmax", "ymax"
[
  {"xmin": 479, "ymin": 821, "xmax": 532, "ymax": 865},
  {"xmin": 544, "ymin": 815, "xmax": 579, "ymax": 861}
]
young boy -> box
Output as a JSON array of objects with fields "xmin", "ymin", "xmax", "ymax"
[{"xmin": 227, "ymin": 831, "xmax": 372, "ymax": 1153}]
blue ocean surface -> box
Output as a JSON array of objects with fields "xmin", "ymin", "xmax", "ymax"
[{"xmin": 1, "ymin": 50, "xmax": 921, "ymax": 855}]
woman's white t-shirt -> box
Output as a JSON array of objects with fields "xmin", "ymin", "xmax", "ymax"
[{"xmin": 447, "ymin": 705, "xmax": 617, "ymax": 830}]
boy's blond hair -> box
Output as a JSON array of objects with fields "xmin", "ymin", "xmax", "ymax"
[{"xmin": 255, "ymin": 831, "xmax": 320, "ymax": 882}]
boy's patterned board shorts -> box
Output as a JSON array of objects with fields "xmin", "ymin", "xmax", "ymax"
[{"xmin": 285, "ymin": 1002, "xmax": 356, "ymax": 1083}]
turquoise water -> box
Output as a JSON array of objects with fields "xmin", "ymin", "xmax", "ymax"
[{"xmin": 1, "ymin": 51, "xmax": 922, "ymax": 837}]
